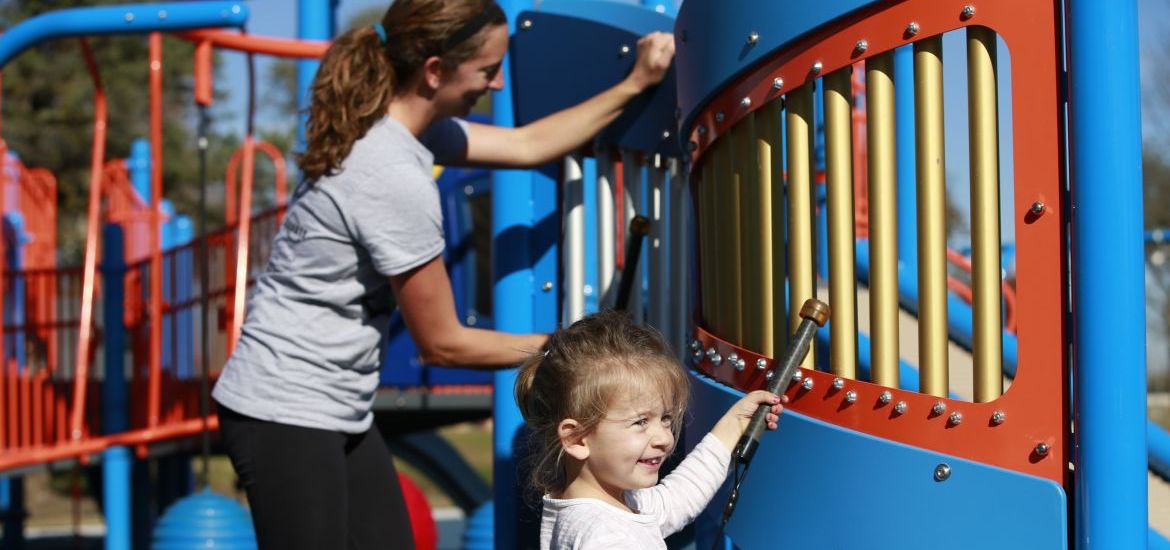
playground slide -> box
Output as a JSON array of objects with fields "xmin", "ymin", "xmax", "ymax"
[{"xmin": 848, "ymin": 283, "xmax": 1170, "ymax": 540}]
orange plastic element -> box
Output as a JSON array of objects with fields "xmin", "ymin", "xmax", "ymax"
[
  {"xmin": 68, "ymin": 38, "xmax": 108, "ymax": 442},
  {"xmin": 689, "ymin": 0, "xmax": 1067, "ymax": 484},
  {"xmin": 224, "ymin": 140, "xmax": 288, "ymax": 226},
  {"xmin": 146, "ymin": 32, "xmax": 165, "ymax": 432},
  {"xmin": 226, "ymin": 136, "xmax": 256, "ymax": 354},
  {"xmin": 175, "ymin": 29, "xmax": 329, "ymax": 59},
  {"xmin": 194, "ymin": 40, "xmax": 213, "ymax": 107}
]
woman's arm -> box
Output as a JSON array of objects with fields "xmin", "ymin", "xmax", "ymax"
[
  {"xmin": 464, "ymin": 31, "xmax": 675, "ymax": 168},
  {"xmin": 390, "ymin": 255, "xmax": 547, "ymax": 367}
]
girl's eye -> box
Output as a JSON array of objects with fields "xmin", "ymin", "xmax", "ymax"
[
  {"xmin": 661, "ymin": 415, "xmax": 673, "ymax": 427},
  {"xmin": 633, "ymin": 418, "xmax": 649, "ymax": 427}
]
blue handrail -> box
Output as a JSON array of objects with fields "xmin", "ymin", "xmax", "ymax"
[{"xmin": 0, "ymin": 2, "xmax": 248, "ymax": 69}]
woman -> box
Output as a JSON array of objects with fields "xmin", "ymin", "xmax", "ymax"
[{"xmin": 211, "ymin": 0, "xmax": 675, "ymax": 547}]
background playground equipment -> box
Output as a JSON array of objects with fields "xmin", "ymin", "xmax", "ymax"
[{"xmin": 0, "ymin": 0, "xmax": 1167, "ymax": 549}]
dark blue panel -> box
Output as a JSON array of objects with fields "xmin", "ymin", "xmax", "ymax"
[
  {"xmin": 685, "ymin": 370, "xmax": 1067, "ymax": 549},
  {"xmin": 510, "ymin": 5, "xmax": 680, "ymax": 156},
  {"xmin": 674, "ymin": 0, "xmax": 882, "ymax": 139}
]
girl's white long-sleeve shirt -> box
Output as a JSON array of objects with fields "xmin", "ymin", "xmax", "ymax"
[{"xmin": 539, "ymin": 433, "xmax": 731, "ymax": 549}]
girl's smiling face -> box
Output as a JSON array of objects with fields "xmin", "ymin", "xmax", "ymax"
[{"xmin": 566, "ymin": 389, "xmax": 677, "ymax": 505}]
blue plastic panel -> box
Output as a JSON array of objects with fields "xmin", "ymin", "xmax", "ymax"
[
  {"xmin": 510, "ymin": 3, "xmax": 680, "ymax": 156},
  {"xmin": 673, "ymin": 0, "xmax": 881, "ymax": 139},
  {"xmin": 686, "ymin": 370, "xmax": 1067, "ymax": 549}
]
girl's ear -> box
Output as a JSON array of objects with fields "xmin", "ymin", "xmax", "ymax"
[
  {"xmin": 421, "ymin": 55, "xmax": 445, "ymax": 90},
  {"xmin": 557, "ymin": 418, "xmax": 589, "ymax": 461}
]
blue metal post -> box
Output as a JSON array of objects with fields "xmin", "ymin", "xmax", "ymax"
[
  {"xmin": 1067, "ymin": 0, "xmax": 1146, "ymax": 546},
  {"xmin": 492, "ymin": 0, "xmax": 539, "ymax": 546},
  {"xmin": 296, "ymin": 0, "xmax": 336, "ymax": 151},
  {"xmin": 129, "ymin": 139, "xmax": 150, "ymax": 201},
  {"xmin": 101, "ymin": 224, "xmax": 131, "ymax": 550},
  {"xmin": 894, "ymin": 45, "xmax": 917, "ymax": 276}
]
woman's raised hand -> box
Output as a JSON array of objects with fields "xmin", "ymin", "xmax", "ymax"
[{"xmin": 627, "ymin": 31, "xmax": 676, "ymax": 91}]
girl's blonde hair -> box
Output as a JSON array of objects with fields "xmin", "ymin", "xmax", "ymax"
[
  {"xmin": 299, "ymin": 0, "xmax": 505, "ymax": 182},
  {"xmin": 514, "ymin": 310, "xmax": 690, "ymax": 500}
]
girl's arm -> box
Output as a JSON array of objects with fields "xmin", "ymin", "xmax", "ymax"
[
  {"xmin": 462, "ymin": 32, "xmax": 674, "ymax": 168},
  {"xmin": 629, "ymin": 390, "xmax": 783, "ymax": 536},
  {"xmin": 390, "ymin": 254, "xmax": 547, "ymax": 367}
]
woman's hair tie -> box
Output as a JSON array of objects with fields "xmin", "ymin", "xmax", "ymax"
[{"xmin": 371, "ymin": 22, "xmax": 388, "ymax": 45}]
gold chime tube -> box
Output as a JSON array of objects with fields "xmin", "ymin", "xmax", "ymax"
[
  {"xmin": 767, "ymin": 100, "xmax": 789, "ymax": 361},
  {"xmin": 700, "ymin": 155, "xmax": 717, "ymax": 332},
  {"xmin": 786, "ymin": 84, "xmax": 816, "ymax": 369},
  {"xmin": 824, "ymin": 68, "xmax": 858, "ymax": 379},
  {"xmin": 735, "ymin": 115, "xmax": 763, "ymax": 352},
  {"xmin": 717, "ymin": 134, "xmax": 743, "ymax": 345},
  {"xmin": 866, "ymin": 52, "xmax": 900, "ymax": 388},
  {"xmin": 915, "ymin": 36, "xmax": 949, "ymax": 398},
  {"xmin": 967, "ymin": 26, "xmax": 1004, "ymax": 402},
  {"xmin": 754, "ymin": 105, "xmax": 776, "ymax": 358}
]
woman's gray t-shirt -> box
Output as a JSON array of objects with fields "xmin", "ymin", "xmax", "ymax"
[{"xmin": 212, "ymin": 116, "xmax": 468, "ymax": 433}]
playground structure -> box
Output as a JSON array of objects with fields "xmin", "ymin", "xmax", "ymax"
[{"xmin": 0, "ymin": 0, "xmax": 1166, "ymax": 549}]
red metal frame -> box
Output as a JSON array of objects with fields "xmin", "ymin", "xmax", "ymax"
[{"xmin": 688, "ymin": 0, "xmax": 1066, "ymax": 483}]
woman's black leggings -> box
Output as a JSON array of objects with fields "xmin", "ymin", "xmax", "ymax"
[{"xmin": 218, "ymin": 405, "xmax": 415, "ymax": 549}]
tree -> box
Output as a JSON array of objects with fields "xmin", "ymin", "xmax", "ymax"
[{"xmin": 0, "ymin": 0, "xmax": 241, "ymax": 262}]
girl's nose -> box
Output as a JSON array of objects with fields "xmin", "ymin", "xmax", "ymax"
[{"xmin": 651, "ymin": 424, "xmax": 673, "ymax": 449}]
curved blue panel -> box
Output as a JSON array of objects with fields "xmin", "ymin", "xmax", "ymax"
[
  {"xmin": 0, "ymin": 2, "xmax": 249, "ymax": 69},
  {"xmin": 673, "ymin": 0, "xmax": 881, "ymax": 138},
  {"xmin": 510, "ymin": 3, "xmax": 680, "ymax": 156},
  {"xmin": 685, "ymin": 370, "xmax": 1067, "ymax": 549}
]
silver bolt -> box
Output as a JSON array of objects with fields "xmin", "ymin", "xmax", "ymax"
[
  {"xmin": 991, "ymin": 410, "xmax": 1006, "ymax": 425},
  {"xmin": 747, "ymin": 31, "xmax": 759, "ymax": 45},
  {"xmin": 690, "ymin": 340, "xmax": 702, "ymax": 351},
  {"xmin": 620, "ymin": 44, "xmax": 631, "ymax": 56},
  {"xmin": 844, "ymin": 390, "xmax": 857, "ymax": 403},
  {"xmin": 736, "ymin": 358, "xmax": 746, "ymax": 371},
  {"xmin": 1035, "ymin": 442, "xmax": 1050, "ymax": 456},
  {"xmin": 715, "ymin": 112, "xmax": 725, "ymax": 123},
  {"xmin": 879, "ymin": 391, "xmax": 892, "ymax": 404},
  {"xmin": 740, "ymin": 97, "xmax": 752, "ymax": 109},
  {"xmin": 124, "ymin": 12, "xmax": 135, "ymax": 22},
  {"xmin": 698, "ymin": 125, "xmax": 708, "ymax": 136},
  {"xmin": 801, "ymin": 377, "xmax": 815, "ymax": 390},
  {"xmin": 464, "ymin": 185, "xmax": 474, "ymax": 196},
  {"xmin": 772, "ymin": 77, "xmax": 784, "ymax": 90},
  {"xmin": 961, "ymin": 5, "xmax": 976, "ymax": 19},
  {"xmin": 949, "ymin": 411, "xmax": 963, "ymax": 425},
  {"xmin": 727, "ymin": 352, "xmax": 739, "ymax": 365},
  {"xmin": 906, "ymin": 22, "xmax": 920, "ymax": 36},
  {"xmin": 712, "ymin": 353, "xmax": 723, "ymax": 366},
  {"xmin": 231, "ymin": 4, "xmax": 241, "ymax": 14},
  {"xmin": 832, "ymin": 377, "xmax": 845, "ymax": 390},
  {"xmin": 855, "ymin": 40, "xmax": 868, "ymax": 53},
  {"xmin": 692, "ymin": 348, "xmax": 703, "ymax": 360},
  {"xmin": 894, "ymin": 401, "xmax": 908, "ymax": 414},
  {"xmin": 934, "ymin": 463, "xmax": 951, "ymax": 481},
  {"xmin": 1030, "ymin": 201, "xmax": 1045, "ymax": 215},
  {"xmin": 811, "ymin": 60, "xmax": 823, "ymax": 75},
  {"xmin": 661, "ymin": 130, "xmax": 671, "ymax": 140},
  {"xmin": 542, "ymin": 281, "xmax": 553, "ymax": 292},
  {"xmin": 756, "ymin": 358, "xmax": 768, "ymax": 370},
  {"xmin": 706, "ymin": 348, "xmax": 717, "ymax": 360},
  {"xmin": 158, "ymin": 10, "xmax": 167, "ymax": 19},
  {"xmin": 932, "ymin": 401, "xmax": 947, "ymax": 415},
  {"xmin": 792, "ymin": 370, "xmax": 804, "ymax": 382},
  {"xmin": 520, "ymin": 19, "xmax": 533, "ymax": 30},
  {"xmin": 765, "ymin": 369, "xmax": 775, "ymax": 381}
]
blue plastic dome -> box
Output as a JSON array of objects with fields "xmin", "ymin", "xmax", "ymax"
[
  {"xmin": 462, "ymin": 500, "xmax": 494, "ymax": 550},
  {"xmin": 152, "ymin": 488, "xmax": 257, "ymax": 549}
]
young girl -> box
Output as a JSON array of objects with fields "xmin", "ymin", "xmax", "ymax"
[{"xmin": 515, "ymin": 310, "xmax": 785, "ymax": 549}]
